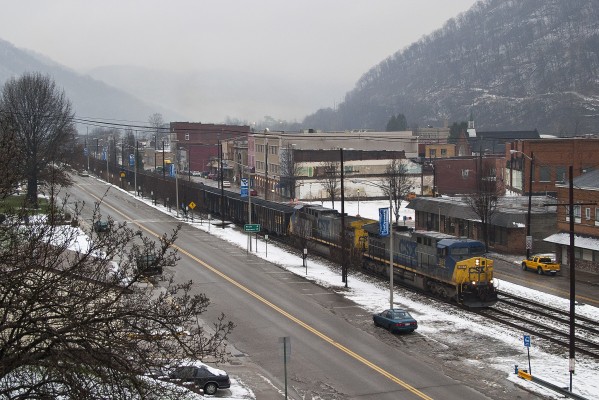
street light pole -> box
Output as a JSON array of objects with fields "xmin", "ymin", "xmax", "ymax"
[
  {"xmin": 526, "ymin": 152, "xmax": 534, "ymax": 258},
  {"xmin": 352, "ymin": 179, "xmax": 394, "ymax": 309},
  {"xmin": 510, "ymin": 150, "xmax": 534, "ymax": 257},
  {"xmin": 389, "ymin": 183, "xmax": 394, "ymax": 309}
]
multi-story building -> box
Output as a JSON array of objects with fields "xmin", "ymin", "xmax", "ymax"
[
  {"xmin": 544, "ymin": 169, "xmax": 599, "ymax": 273},
  {"xmin": 169, "ymin": 122, "xmax": 251, "ymax": 174},
  {"xmin": 505, "ymin": 137, "xmax": 599, "ymax": 196},
  {"xmin": 431, "ymin": 155, "xmax": 505, "ymax": 196},
  {"xmin": 250, "ymin": 131, "xmax": 420, "ymax": 200}
]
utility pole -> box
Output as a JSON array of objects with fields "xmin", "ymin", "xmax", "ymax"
[
  {"xmin": 543, "ymin": 167, "xmax": 596, "ymax": 394},
  {"xmin": 264, "ymin": 133, "xmax": 269, "ymax": 201},
  {"xmin": 526, "ymin": 152, "xmax": 534, "ymax": 258},
  {"xmin": 340, "ymin": 148, "xmax": 346, "ymax": 286}
]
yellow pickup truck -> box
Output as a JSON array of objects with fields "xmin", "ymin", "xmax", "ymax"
[{"xmin": 521, "ymin": 255, "xmax": 561, "ymax": 276}]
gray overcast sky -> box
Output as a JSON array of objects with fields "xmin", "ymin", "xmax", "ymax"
[{"xmin": 0, "ymin": 0, "xmax": 478, "ymax": 122}]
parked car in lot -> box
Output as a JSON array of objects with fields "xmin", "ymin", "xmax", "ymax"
[
  {"xmin": 151, "ymin": 362, "xmax": 230, "ymax": 395},
  {"xmin": 521, "ymin": 254, "xmax": 560, "ymax": 275},
  {"xmin": 136, "ymin": 254, "xmax": 162, "ymax": 277},
  {"xmin": 78, "ymin": 170, "xmax": 89, "ymax": 177},
  {"xmin": 250, "ymin": 189, "xmax": 258, "ymax": 196},
  {"xmin": 93, "ymin": 220, "xmax": 109, "ymax": 233},
  {"xmin": 373, "ymin": 308, "xmax": 418, "ymax": 333}
]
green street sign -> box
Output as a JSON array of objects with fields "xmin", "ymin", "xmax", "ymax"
[{"xmin": 244, "ymin": 224, "xmax": 260, "ymax": 232}]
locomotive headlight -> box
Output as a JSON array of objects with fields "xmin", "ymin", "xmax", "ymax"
[
  {"xmin": 475, "ymin": 259, "xmax": 480, "ymax": 266},
  {"xmin": 472, "ymin": 281, "xmax": 476, "ymax": 286}
]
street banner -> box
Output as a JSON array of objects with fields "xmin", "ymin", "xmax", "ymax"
[{"xmin": 379, "ymin": 207, "xmax": 389, "ymax": 237}]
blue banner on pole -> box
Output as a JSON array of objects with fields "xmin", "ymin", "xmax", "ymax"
[
  {"xmin": 240, "ymin": 178, "xmax": 248, "ymax": 197},
  {"xmin": 129, "ymin": 154, "xmax": 135, "ymax": 167},
  {"xmin": 379, "ymin": 207, "xmax": 389, "ymax": 237}
]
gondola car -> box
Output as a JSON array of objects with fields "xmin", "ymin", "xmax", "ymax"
[
  {"xmin": 363, "ymin": 226, "xmax": 497, "ymax": 308},
  {"xmin": 197, "ymin": 184, "xmax": 294, "ymax": 236}
]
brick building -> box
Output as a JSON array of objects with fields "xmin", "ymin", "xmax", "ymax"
[
  {"xmin": 544, "ymin": 169, "xmax": 599, "ymax": 273},
  {"xmin": 432, "ymin": 156, "xmax": 505, "ymax": 196},
  {"xmin": 407, "ymin": 196, "xmax": 557, "ymax": 254},
  {"xmin": 169, "ymin": 122, "xmax": 251, "ymax": 174},
  {"xmin": 505, "ymin": 137, "xmax": 599, "ymax": 196}
]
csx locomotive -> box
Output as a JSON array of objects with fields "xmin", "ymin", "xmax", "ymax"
[{"xmin": 362, "ymin": 226, "xmax": 498, "ymax": 307}]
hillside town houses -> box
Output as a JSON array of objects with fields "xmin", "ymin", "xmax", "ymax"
[{"xmin": 89, "ymin": 119, "xmax": 599, "ymax": 274}]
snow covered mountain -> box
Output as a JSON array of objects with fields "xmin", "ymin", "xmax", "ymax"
[{"xmin": 303, "ymin": 0, "xmax": 599, "ymax": 135}]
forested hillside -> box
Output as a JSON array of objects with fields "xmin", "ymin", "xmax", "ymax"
[
  {"xmin": 303, "ymin": 0, "xmax": 599, "ymax": 135},
  {"xmin": 0, "ymin": 38, "xmax": 183, "ymax": 123}
]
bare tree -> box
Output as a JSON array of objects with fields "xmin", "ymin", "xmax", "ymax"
[
  {"xmin": 464, "ymin": 158, "xmax": 501, "ymax": 251},
  {"xmin": 382, "ymin": 157, "xmax": 413, "ymax": 225},
  {"xmin": 319, "ymin": 160, "xmax": 340, "ymax": 208},
  {"xmin": 0, "ymin": 114, "xmax": 22, "ymax": 200},
  {"xmin": 148, "ymin": 113, "xmax": 165, "ymax": 144},
  {"xmin": 279, "ymin": 145, "xmax": 302, "ymax": 199},
  {"xmin": 0, "ymin": 73, "xmax": 75, "ymax": 209},
  {"xmin": 0, "ymin": 191, "xmax": 233, "ymax": 399}
]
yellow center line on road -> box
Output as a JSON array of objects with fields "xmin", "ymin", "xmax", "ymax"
[{"xmin": 82, "ymin": 185, "xmax": 434, "ymax": 400}]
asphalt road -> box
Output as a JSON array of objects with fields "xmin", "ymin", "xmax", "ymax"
[
  {"xmin": 492, "ymin": 256, "xmax": 599, "ymax": 308},
  {"xmin": 66, "ymin": 175, "xmax": 542, "ymax": 400}
]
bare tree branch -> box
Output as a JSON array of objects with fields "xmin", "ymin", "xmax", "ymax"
[{"xmin": 0, "ymin": 190, "xmax": 234, "ymax": 399}]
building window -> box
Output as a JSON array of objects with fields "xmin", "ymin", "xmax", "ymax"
[
  {"xmin": 556, "ymin": 166, "xmax": 566, "ymax": 183},
  {"xmin": 461, "ymin": 169, "xmax": 469, "ymax": 178},
  {"xmin": 185, "ymin": 133, "xmax": 190, "ymax": 141},
  {"xmin": 596, "ymin": 208, "xmax": 599, "ymax": 226},
  {"xmin": 539, "ymin": 166, "xmax": 551, "ymax": 182},
  {"xmin": 574, "ymin": 205, "xmax": 582, "ymax": 223},
  {"xmin": 586, "ymin": 207, "xmax": 591, "ymax": 220},
  {"xmin": 430, "ymin": 149, "xmax": 437, "ymax": 157}
]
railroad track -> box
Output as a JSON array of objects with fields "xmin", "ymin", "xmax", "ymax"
[{"xmin": 474, "ymin": 291, "xmax": 599, "ymax": 359}]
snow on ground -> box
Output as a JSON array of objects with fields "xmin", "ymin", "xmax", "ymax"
[{"xmin": 82, "ymin": 180, "xmax": 599, "ymax": 399}]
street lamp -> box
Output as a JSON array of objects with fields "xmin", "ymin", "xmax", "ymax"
[
  {"xmin": 510, "ymin": 149, "xmax": 534, "ymax": 258},
  {"xmin": 352, "ymin": 179, "xmax": 394, "ymax": 309}
]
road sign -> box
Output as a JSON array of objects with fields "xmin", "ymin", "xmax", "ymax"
[
  {"xmin": 188, "ymin": 201, "xmax": 196, "ymax": 210},
  {"xmin": 523, "ymin": 335, "xmax": 530, "ymax": 347},
  {"xmin": 244, "ymin": 224, "xmax": 260, "ymax": 232},
  {"xmin": 120, "ymin": 171, "xmax": 126, "ymax": 178}
]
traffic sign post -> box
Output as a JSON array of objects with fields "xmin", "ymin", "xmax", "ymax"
[
  {"xmin": 523, "ymin": 335, "xmax": 532, "ymax": 374},
  {"xmin": 244, "ymin": 224, "xmax": 260, "ymax": 233}
]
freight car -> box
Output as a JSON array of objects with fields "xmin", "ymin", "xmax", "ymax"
[
  {"xmin": 363, "ymin": 225, "xmax": 498, "ymax": 308},
  {"xmin": 290, "ymin": 204, "xmax": 375, "ymax": 251},
  {"xmin": 195, "ymin": 184, "xmax": 294, "ymax": 236}
]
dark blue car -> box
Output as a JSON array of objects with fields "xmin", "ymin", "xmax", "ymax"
[{"xmin": 373, "ymin": 309, "xmax": 418, "ymax": 333}]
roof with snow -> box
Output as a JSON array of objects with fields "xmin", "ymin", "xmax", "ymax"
[
  {"xmin": 544, "ymin": 232, "xmax": 599, "ymax": 250},
  {"xmin": 407, "ymin": 195, "xmax": 557, "ymax": 229}
]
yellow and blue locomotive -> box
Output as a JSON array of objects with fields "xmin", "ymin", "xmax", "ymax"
[{"xmin": 363, "ymin": 226, "xmax": 498, "ymax": 308}]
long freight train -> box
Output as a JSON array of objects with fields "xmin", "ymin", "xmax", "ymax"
[{"xmin": 108, "ymin": 169, "xmax": 498, "ymax": 308}]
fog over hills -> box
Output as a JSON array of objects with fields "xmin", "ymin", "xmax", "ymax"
[
  {"xmin": 4, "ymin": 0, "xmax": 599, "ymax": 135},
  {"xmin": 0, "ymin": 38, "xmax": 185, "ymax": 127},
  {"xmin": 86, "ymin": 65, "xmax": 347, "ymax": 125},
  {"xmin": 303, "ymin": 0, "xmax": 599, "ymax": 135}
]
